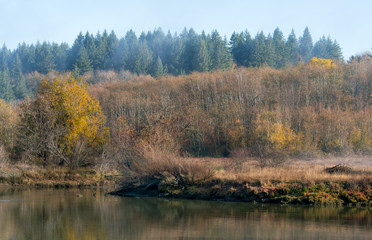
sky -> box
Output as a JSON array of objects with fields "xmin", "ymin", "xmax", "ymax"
[{"xmin": 0, "ymin": 0, "xmax": 371, "ymax": 59}]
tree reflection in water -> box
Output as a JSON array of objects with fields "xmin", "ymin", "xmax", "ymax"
[{"xmin": 0, "ymin": 188, "xmax": 371, "ymax": 240}]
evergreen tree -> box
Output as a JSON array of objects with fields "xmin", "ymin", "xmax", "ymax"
[
  {"xmin": 10, "ymin": 54, "xmax": 29, "ymax": 99},
  {"xmin": 162, "ymin": 31, "xmax": 182, "ymax": 75},
  {"xmin": 272, "ymin": 28, "xmax": 288, "ymax": 68},
  {"xmin": 196, "ymin": 40, "xmax": 211, "ymax": 72},
  {"xmin": 265, "ymin": 34, "xmax": 276, "ymax": 67},
  {"xmin": 286, "ymin": 29, "xmax": 299, "ymax": 65},
  {"xmin": 133, "ymin": 41, "xmax": 153, "ymax": 75},
  {"xmin": 73, "ymin": 45, "xmax": 93, "ymax": 76},
  {"xmin": 16, "ymin": 43, "xmax": 36, "ymax": 73},
  {"xmin": 181, "ymin": 28, "xmax": 199, "ymax": 73},
  {"xmin": 83, "ymin": 32, "xmax": 96, "ymax": 67},
  {"xmin": 94, "ymin": 31, "xmax": 108, "ymax": 69},
  {"xmin": 251, "ymin": 32, "xmax": 266, "ymax": 67},
  {"xmin": 67, "ymin": 32, "xmax": 84, "ymax": 70},
  {"xmin": 0, "ymin": 45, "xmax": 10, "ymax": 71},
  {"xmin": 51, "ymin": 42, "xmax": 69, "ymax": 72},
  {"xmin": 209, "ymin": 30, "xmax": 232, "ymax": 70},
  {"xmin": 313, "ymin": 36, "xmax": 343, "ymax": 60},
  {"xmin": 0, "ymin": 69, "xmax": 15, "ymax": 101},
  {"xmin": 230, "ymin": 31, "xmax": 252, "ymax": 67},
  {"xmin": 152, "ymin": 56, "xmax": 164, "ymax": 77},
  {"xmin": 123, "ymin": 30, "xmax": 139, "ymax": 73},
  {"xmin": 105, "ymin": 30, "xmax": 119, "ymax": 69},
  {"xmin": 328, "ymin": 40, "xmax": 343, "ymax": 61},
  {"xmin": 299, "ymin": 27, "xmax": 313, "ymax": 62},
  {"xmin": 35, "ymin": 42, "xmax": 56, "ymax": 74}
]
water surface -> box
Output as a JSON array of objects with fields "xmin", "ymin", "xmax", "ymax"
[{"xmin": 0, "ymin": 188, "xmax": 371, "ymax": 239}]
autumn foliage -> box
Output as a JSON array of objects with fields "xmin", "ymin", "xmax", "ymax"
[
  {"xmin": 19, "ymin": 75, "xmax": 108, "ymax": 166},
  {"xmin": 89, "ymin": 56, "xmax": 371, "ymax": 166},
  {"xmin": 0, "ymin": 56, "xmax": 371, "ymax": 168}
]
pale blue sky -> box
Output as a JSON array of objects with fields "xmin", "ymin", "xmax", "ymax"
[{"xmin": 0, "ymin": 0, "xmax": 371, "ymax": 59}]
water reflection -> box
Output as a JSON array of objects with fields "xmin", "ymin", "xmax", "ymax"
[{"xmin": 0, "ymin": 188, "xmax": 371, "ymax": 240}]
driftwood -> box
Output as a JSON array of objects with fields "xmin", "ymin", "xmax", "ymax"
[{"xmin": 324, "ymin": 164, "xmax": 352, "ymax": 174}]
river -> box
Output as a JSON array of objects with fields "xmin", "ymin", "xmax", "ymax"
[{"xmin": 0, "ymin": 188, "xmax": 371, "ymax": 239}]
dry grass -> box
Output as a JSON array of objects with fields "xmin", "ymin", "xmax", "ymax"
[
  {"xmin": 0, "ymin": 162, "xmax": 120, "ymax": 186},
  {"xmin": 184, "ymin": 156, "xmax": 372, "ymax": 184}
]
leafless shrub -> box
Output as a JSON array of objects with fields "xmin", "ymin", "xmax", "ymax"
[
  {"xmin": 256, "ymin": 150, "xmax": 289, "ymax": 168},
  {"xmin": 325, "ymin": 164, "xmax": 352, "ymax": 174},
  {"xmin": 123, "ymin": 148, "xmax": 215, "ymax": 186},
  {"xmin": 228, "ymin": 148, "xmax": 250, "ymax": 170}
]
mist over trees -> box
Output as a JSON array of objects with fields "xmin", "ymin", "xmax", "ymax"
[{"xmin": 0, "ymin": 27, "xmax": 345, "ymax": 101}]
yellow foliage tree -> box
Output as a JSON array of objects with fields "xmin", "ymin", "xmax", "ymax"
[
  {"xmin": 252, "ymin": 112, "xmax": 299, "ymax": 167},
  {"xmin": 308, "ymin": 57, "xmax": 335, "ymax": 69},
  {"xmin": 20, "ymin": 75, "xmax": 108, "ymax": 166}
]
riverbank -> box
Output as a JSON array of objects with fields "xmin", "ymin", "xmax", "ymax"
[
  {"xmin": 0, "ymin": 164, "xmax": 121, "ymax": 188},
  {"xmin": 111, "ymin": 156, "xmax": 372, "ymax": 206}
]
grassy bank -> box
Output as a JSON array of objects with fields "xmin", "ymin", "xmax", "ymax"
[
  {"xmin": 112, "ymin": 155, "xmax": 372, "ymax": 206},
  {"xmin": 0, "ymin": 164, "xmax": 121, "ymax": 188}
]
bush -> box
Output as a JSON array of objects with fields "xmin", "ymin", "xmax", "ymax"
[{"xmin": 122, "ymin": 148, "xmax": 215, "ymax": 187}]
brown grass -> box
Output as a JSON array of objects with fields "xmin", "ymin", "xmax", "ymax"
[
  {"xmin": 184, "ymin": 156, "xmax": 372, "ymax": 184},
  {"xmin": 122, "ymin": 148, "xmax": 215, "ymax": 185}
]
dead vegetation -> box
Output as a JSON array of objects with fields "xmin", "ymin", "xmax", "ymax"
[
  {"xmin": 120, "ymin": 149, "xmax": 215, "ymax": 192},
  {"xmin": 324, "ymin": 164, "xmax": 352, "ymax": 174}
]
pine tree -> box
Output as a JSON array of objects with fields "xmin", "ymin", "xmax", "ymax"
[{"xmin": 299, "ymin": 27, "xmax": 313, "ymax": 62}]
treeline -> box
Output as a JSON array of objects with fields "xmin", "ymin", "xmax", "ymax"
[
  {"xmin": 0, "ymin": 56, "xmax": 371, "ymax": 168},
  {"xmin": 0, "ymin": 27, "xmax": 343, "ymax": 101}
]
